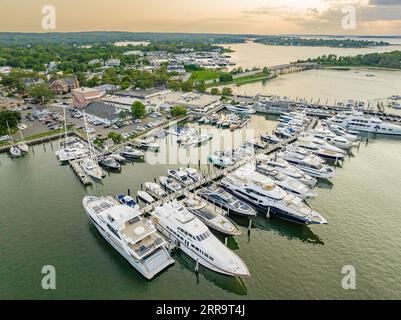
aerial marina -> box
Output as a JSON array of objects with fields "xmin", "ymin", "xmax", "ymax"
[{"xmin": 2, "ymin": 18, "xmax": 401, "ymax": 301}]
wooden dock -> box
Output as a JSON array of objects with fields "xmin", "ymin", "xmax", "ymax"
[{"xmin": 69, "ymin": 159, "xmax": 92, "ymax": 186}]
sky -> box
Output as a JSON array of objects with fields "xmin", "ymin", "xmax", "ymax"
[{"xmin": 0, "ymin": 0, "xmax": 400, "ymax": 35}]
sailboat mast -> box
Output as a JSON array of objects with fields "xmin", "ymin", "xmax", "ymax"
[
  {"xmin": 83, "ymin": 111, "xmax": 95, "ymax": 161},
  {"xmin": 6, "ymin": 120, "xmax": 14, "ymax": 145},
  {"xmin": 63, "ymin": 106, "xmax": 68, "ymax": 142}
]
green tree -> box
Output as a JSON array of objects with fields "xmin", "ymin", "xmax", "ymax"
[
  {"xmin": 0, "ymin": 110, "xmax": 21, "ymax": 135},
  {"xmin": 221, "ymin": 87, "xmax": 233, "ymax": 97},
  {"xmin": 219, "ymin": 73, "xmax": 233, "ymax": 83},
  {"xmin": 171, "ymin": 105, "xmax": 187, "ymax": 117},
  {"xmin": 131, "ymin": 101, "xmax": 146, "ymax": 118},
  {"xmin": 181, "ymin": 80, "xmax": 193, "ymax": 92},
  {"xmin": 195, "ymin": 81, "xmax": 206, "ymax": 93},
  {"xmin": 107, "ymin": 132, "xmax": 123, "ymax": 144},
  {"xmin": 27, "ymin": 83, "xmax": 54, "ymax": 104},
  {"xmin": 210, "ymin": 88, "xmax": 220, "ymax": 95}
]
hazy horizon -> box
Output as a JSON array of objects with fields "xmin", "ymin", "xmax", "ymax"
[{"xmin": 1, "ymin": 0, "xmax": 401, "ymax": 35}]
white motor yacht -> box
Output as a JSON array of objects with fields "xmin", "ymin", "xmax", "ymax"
[
  {"xmin": 182, "ymin": 167, "xmax": 202, "ymax": 182},
  {"xmin": 149, "ymin": 201, "xmax": 250, "ymax": 277},
  {"xmin": 145, "ymin": 182, "xmax": 168, "ymax": 199},
  {"xmin": 307, "ymin": 129, "xmax": 354, "ymax": 150},
  {"xmin": 79, "ymin": 157, "xmax": 105, "ymax": 180},
  {"xmin": 295, "ymin": 136, "xmax": 345, "ymax": 160},
  {"xmin": 255, "ymin": 155, "xmax": 317, "ymax": 187},
  {"xmin": 277, "ymin": 149, "xmax": 335, "ymax": 179},
  {"xmin": 328, "ymin": 111, "xmax": 401, "ymax": 135},
  {"xmin": 225, "ymin": 103, "xmax": 256, "ymax": 114},
  {"xmin": 182, "ymin": 198, "xmax": 241, "ymax": 236},
  {"xmin": 137, "ymin": 191, "xmax": 156, "ymax": 204},
  {"xmin": 255, "ymin": 163, "xmax": 316, "ymax": 199},
  {"xmin": 221, "ymin": 172, "xmax": 327, "ymax": 225},
  {"xmin": 82, "ymin": 196, "xmax": 174, "ymax": 280},
  {"xmin": 167, "ymin": 169, "xmax": 193, "ymax": 187},
  {"xmin": 159, "ymin": 176, "xmax": 183, "ymax": 193}
]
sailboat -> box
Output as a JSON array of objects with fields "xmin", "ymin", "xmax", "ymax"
[
  {"xmin": 78, "ymin": 112, "xmax": 105, "ymax": 180},
  {"xmin": 55, "ymin": 107, "xmax": 90, "ymax": 162},
  {"xmin": 16, "ymin": 124, "xmax": 29, "ymax": 153},
  {"xmin": 6, "ymin": 121, "xmax": 22, "ymax": 158}
]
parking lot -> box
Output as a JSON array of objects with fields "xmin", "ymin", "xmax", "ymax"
[{"xmin": 17, "ymin": 104, "xmax": 173, "ymax": 141}]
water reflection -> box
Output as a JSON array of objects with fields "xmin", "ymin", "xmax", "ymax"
[
  {"xmin": 233, "ymin": 215, "xmax": 324, "ymax": 245},
  {"xmin": 173, "ymin": 251, "xmax": 248, "ymax": 296}
]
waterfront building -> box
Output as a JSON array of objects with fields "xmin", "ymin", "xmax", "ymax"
[
  {"xmin": 105, "ymin": 59, "xmax": 121, "ymax": 67},
  {"xmin": 82, "ymin": 101, "xmax": 120, "ymax": 125},
  {"xmin": 72, "ymin": 87, "xmax": 104, "ymax": 108}
]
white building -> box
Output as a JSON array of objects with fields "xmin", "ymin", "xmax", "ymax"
[{"xmin": 105, "ymin": 59, "xmax": 121, "ymax": 67}]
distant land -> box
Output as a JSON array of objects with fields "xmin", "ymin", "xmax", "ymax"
[{"xmin": 0, "ymin": 32, "xmax": 399, "ymax": 46}]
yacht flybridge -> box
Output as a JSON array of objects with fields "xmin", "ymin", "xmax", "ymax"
[
  {"xmin": 328, "ymin": 111, "xmax": 401, "ymax": 135},
  {"xmin": 83, "ymin": 196, "xmax": 174, "ymax": 280},
  {"xmin": 150, "ymin": 201, "xmax": 250, "ymax": 277}
]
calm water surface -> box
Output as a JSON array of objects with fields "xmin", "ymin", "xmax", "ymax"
[{"xmin": 1, "ymin": 114, "xmax": 401, "ymax": 299}]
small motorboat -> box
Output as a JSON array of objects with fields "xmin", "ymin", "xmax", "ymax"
[
  {"xmin": 137, "ymin": 191, "xmax": 155, "ymax": 204},
  {"xmin": 182, "ymin": 198, "xmax": 241, "ymax": 236},
  {"xmin": 119, "ymin": 146, "xmax": 144, "ymax": 159},
  {"xmin": 144, "ymin": 182, "xmax": 168, "ymax": 199},
  {"xmin": 182, "ymin": 167, "xmax": 202, "ymax": 182},
  {"xmin": 79, "ymin": 158, "xmax": 106, "ymax": 180},
  {"xmin": 260, "ymin": 134, "xmax": 280, "ymax": 144},
  {"xmin": 208, "ymin": 154, "xmax": 234, "ymax": 168},
  {"xmin": 108, "ymin": 153, "xmax": 127, "ymax": 163},
  {"xmin": 159, "ymin": 176, "xmax": 182, "ymax": 193},
  {"xmin": 167, "ymin": 169, "xmax": 193, "ymax": 187},
  {"xmin": 196, "ymin": 186, "xmax": 257, "ymax": 217},
  {"xmin": 116, "ymin": 194, "xmax": 140, "ymax": 210},
  {"xmin": 16, "ymin": 142, "xmax": 29, "ymax": 153},
  {"xmin": 98, "ymin": 157, "xmax": 121, "ymax": 170}
]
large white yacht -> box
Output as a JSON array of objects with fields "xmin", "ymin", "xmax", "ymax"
[
  {"xmin": 149, "ymin": 201, "xmax": 250, "ymax": 277},
  {"xmin": 220, "ymin": 171, "xmax": 327, "ymax": 225},
  {"xmin": 307, "ymin": 129, "xmax": 354, "ymax": 150},
  {"xmin": 295, "ymin": 136, "xmax": 345, "ymax": 160},
  {"xmin": 328, "ymin": 111, "xmax": 401, "ymax": 135},
  {"xmin": 255, "ymin": 163, "xmax": 316, "ymax": 199},
  {"xmin": 277, "ymin": 149, "xmax": 335, "ymax": 179},
  {"xmin": 225, "ymin": 103, "xmax": 256, "ymax": 114},
  {"xmin": 82, "ymin": 196, "xmax": 174, "ymax": 280},
  {"xmin": 255, "ymin": 155, "xmax": 317, "ymax": 187}
]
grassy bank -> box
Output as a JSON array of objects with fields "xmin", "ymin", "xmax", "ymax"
[{"xmin": 208, "ymin": 72, "xmax": 274, "ymax": 88}]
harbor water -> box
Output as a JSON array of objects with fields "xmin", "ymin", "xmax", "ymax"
[{"xmin": 1, "ymin": 114, "xmax": 401, "ymax": 299}]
